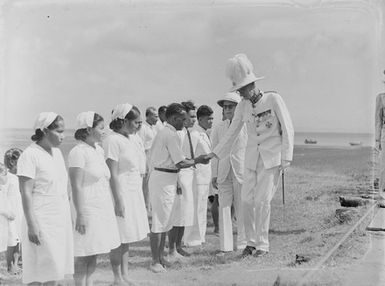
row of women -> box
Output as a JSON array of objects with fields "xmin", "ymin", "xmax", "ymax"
[{"xmin": 7, "ymin": 104, "xmax": 150, "ymax": 285}]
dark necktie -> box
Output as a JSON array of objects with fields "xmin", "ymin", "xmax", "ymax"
[{"xmin": 186, "ymin": 129, "xmax": 195, "ymax": 160}]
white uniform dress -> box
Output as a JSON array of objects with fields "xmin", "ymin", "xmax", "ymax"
[
  {"xmin": 68, "ymin": 142, "xmax": 121, "ymax": 256},
  {"xmin": 103, "ymin": 132, "xmax": 150, "ymax": 243},
  {"xmin": 7, "ymin": 173, "xmax": 23, "ymax": 247},
  {"xmin": 17, "ymin": 143, "xmax": 74, "ymax": 284}
]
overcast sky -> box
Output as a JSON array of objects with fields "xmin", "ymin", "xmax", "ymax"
[{"xmin": 0, "ymin": 0, "xmax": 384, "ymax": 133}]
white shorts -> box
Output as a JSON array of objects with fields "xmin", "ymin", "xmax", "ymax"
[{"xmin": 149, "ymin": 170, "xmax": 178, "ymax": 233}]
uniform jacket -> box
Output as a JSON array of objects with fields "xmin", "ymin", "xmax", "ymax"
[
  {"xmin": 213, "ymin": 91, "xmax": 294, "ymax": 170},
  {"xmin": 191, "ymin": 124, "xmax": 212, "ymax": 185},
  {"xmin": 211, "ymin": 119, "xmax": 247, "ymax": 184}
]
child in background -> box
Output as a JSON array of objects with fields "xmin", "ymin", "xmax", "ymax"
[
  {"xmin": 0, "ymin": 163, "xmax": 15, "ymax": 274},
  {"xmin": 4, "ymin": 148, "xmax": 23, "ymax": 274}
]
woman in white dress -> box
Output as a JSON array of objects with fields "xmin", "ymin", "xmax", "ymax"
[
  {"xmin": 17, "ymin": 112, "xmax": 74, "ymax": 285},
  {"xmin": 103, "ymin": 103, "xmax": 150, "ymax": 285},
  {"xmin": 4, "ymin": 148, "xmax": 23, "ymax": 273},
  {"xmin": 0, "ymin": 163, "xmax": 13, "ymax": 256},
  {"xmin": 68, "ymin": 112, "xmax": 120, "ymax": 286}
]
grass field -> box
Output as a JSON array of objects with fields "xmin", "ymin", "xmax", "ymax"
[{"xmin": 0, "ymin": 146, "xmax": 374, "ymax": 285}]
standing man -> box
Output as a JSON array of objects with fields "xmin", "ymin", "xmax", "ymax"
[
  {"xmin": 211, "ymin": 92, "xmax": 247, "ymax": 253},
  {"xmin": 157, "ymin": 105, "xmax": 168, "ymax": 130},
  {"xmin": 139, "ymin": 107, "xmax": 160, "ymax": 209},
  {"xmin": 168, "ymin": 101, "xmax": 197, "ymax": 260},
  {"xmin": 207, "ymin": 53, "xmax": 294, "ymax": 258},
  {"xmin": 184, "ymin": 105, "xmax": 214, "ymax": 247},
  {"xmin": 375, "ymin": 70, "xmax": 385, "ymax": 192},
  {"xmin": 148, "ymin": 103, "xmax": 208, "ymax": 273}
]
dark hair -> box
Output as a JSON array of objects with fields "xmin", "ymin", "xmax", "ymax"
[
  {"xmin": 165, "ymin": 103, "xmax": 186, "ymax": 119},
  {"xmin": 145, "ymin": 107, "xmax": 156, "ymax": 117},
  {"xmin": 4, "ymin": 148, "xmax": 23, "ymax": 169},
  {"xmin": 181, "ymin": 101, "xmax": 196, "ymax": 113},
  {"xmin": 158, "ymin": 105, "xmax": 167, "ymax": 115},
  {"xmin": 109, "ymin": 106, "xmax": 141, "ymax": 132},
  {"xmin": 74, "ymin": 113, "xmax": 104, "ymax": 141},
  {"xmin": 31, "ymin": 115, "xmax": 64, "ymax": 142},
  {"xmin": 197, "ymin": 105, "xmax": 213, "ymax": 119}
]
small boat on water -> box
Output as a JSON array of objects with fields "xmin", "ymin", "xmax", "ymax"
[
  {"xmin": 349, "ymin": 141, "xmax": 362, "ymax": 146},
  {"xmin": 304, "ymin": 139, "xmax": 317, "ymax": 144}
]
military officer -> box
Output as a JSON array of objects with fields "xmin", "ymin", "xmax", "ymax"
[{"xmin": 206, "ymin": 53, "xmax": 294, "ymax": 258}]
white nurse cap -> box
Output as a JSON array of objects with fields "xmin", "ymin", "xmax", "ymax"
[
  {"xmin": 33, "ymin": 112, "xmax": 58, "ymax": 130},
  {"xmin": 76, "ymin": 111, "xmax": 95, "ymax": 129},
  {"xmin": 111, "ymin": 103, "xmax": 133, "ymax": 121}
]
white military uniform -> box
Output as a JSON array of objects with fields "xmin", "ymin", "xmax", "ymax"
[
  {"xmin": 68, "ymin": 142, "xmax": 121, "ymax": 256},
  {"xmin": 184, "ymin": 124, "xmax": 212, "ymax": 246},
  {"xmin": 211, "ymin": 119, "xmax": 247, "ymax": 251},
  {"xmin": 17, "ymin": 143, "xmax": 74, "ymax": 284},
  {"xmin": 213, "ymin": 91, "xmax": 294, "ymax": 251},
  {"xmin": 375, "ymin": 93, "xmax": 385, "ymax": 191},
  {"xmin": 148, "ymin": 123, "xmax": 185, "ymax": 233},
  {"xmin": 173, "ymin": 128, "xmax": 195, "ymax": 227}
]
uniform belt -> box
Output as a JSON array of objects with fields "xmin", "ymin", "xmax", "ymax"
[{"xmin": 154, "ymin": 167, "xmax": 180, "ymax": 173}]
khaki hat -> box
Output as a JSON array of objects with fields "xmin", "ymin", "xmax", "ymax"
[
  {"xmin": 217, "ymin": 92, "xmax": 241, "ymax": 107},
  {"xmin": 226, "ymin": 54, "xmax": 264, "ymax": 92}
]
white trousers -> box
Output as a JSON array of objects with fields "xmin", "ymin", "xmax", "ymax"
[
  {"xmin": 242, "ymin": 159, "xmax": 280, "ymax": 252},
  {"xmin": 184, "ymin": 184, "xmax": 209, "ymax": 246},
  {"xmin": 218, "ymin": 168, "xmax": 246, "ymax": 251}
]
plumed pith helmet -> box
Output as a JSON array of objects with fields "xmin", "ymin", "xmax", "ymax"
[{"xmin": 225, "ymin": 54, "xmax": 264, "ymax": 92}]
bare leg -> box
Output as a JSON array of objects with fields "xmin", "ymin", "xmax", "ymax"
[
  {"xmin": 110, "ymin": 245, "xmax": 123, "ymax": 285},
  {"xmin": 211, "ymin": 195, "xmax": 219, "ymax": 233},
  {"xmin": 150, "ymin": 232, "xmax": 166, "ymax": 273},
  {"xmin": 121, "ymin": 243, "xmax": 135, "ymax": 285},
  {"xmin": 168, "ymin": 227, "xmax": 178, "ymax": 254},
  {"xmin": 176, "ymin": 226, "xmax": 190, "ymax": 257},
  {"xmin": 85, "ymin": 255, "xmax": 97, "ymax": 286},
  {"xmin": 6, "ymin": 246, "xmax": 14, "ymax": 272},
  {"xmin": 74, "ymin": 256, "xmax": 88, "ymax": 286}
]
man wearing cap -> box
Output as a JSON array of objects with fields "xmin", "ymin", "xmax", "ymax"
[
  {"xmin": 206, "ymin": 54, "xmax": 294, "ymax": 258},
  {"xmin": 211, "ymin": 92, "xmax": 247, "ymax": 253},
  {"xmin": 148, "ymin": 103, "xmax": 209, "ymax": 273}
]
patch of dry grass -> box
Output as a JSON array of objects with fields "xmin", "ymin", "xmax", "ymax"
[{"xmin": 0, "ymin": 146, "xmax": 374, "ymax": 285}]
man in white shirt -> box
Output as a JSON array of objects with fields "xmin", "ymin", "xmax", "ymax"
[
  {"xmin": 206, "ymin": 54, "xmax": 294, "ymax": 258},
  {"xmin": 211, "ymin": 92, "xmax": 247, "ymax": 252},
  {"xmin": 184, "ymin": 105, "xmax": 214, "ymax": 247},
  {"xmin": 148, "ymin": 103, "xmax": 209, "ymax": 273},
  {"xmin": 168, "ymin": 101, "xmax": 197, "ymax": 260},
  {"xmin": 139, "ymin": 107, "xmax": 160, "ymax": 209}
]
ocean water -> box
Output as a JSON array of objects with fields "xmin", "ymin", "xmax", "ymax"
[{"xmin": 0, "ymin": 128, "xmax": 374, "ymax": 159}]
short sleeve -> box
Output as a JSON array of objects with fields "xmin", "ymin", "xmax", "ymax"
[
  {"xmin": 68, "ymin": 146, "xmax": 86, "ymax": 168},
  {"xmin": 166, "ymin": 133, "xmax": 185, "ymax": 164},
  {"xmin": 103, "ymin": 135, "xmax": 120, "ymax": 162},
  {"xmin": 17, "ymin": 148, "xmax": 36, "ymax": 179}
]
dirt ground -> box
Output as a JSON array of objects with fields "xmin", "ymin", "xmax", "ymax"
[{"xmin": 0, "ymin": 146, "xmax": 374, "ymax": 285}]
